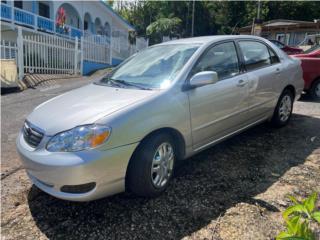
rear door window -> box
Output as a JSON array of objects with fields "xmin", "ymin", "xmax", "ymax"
[
  {"xmin": 239, "ymin": 41, "xmax": 272, "ymax": 71},
  {"xmin": 268, "ymin": 48, "xmax": 280, "ymax": 64}
]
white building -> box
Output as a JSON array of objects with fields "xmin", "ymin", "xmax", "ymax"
[{"xmin": 0, "ymin": 0, "xmax": 148, "ymax": 77}]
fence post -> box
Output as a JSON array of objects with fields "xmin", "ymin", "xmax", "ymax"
[
  {"xmin": 74, "ymin": 36, "xmax": 78, "ymax": 75},
  {"xmin": 17, "ymin": 27, "xmax": 24, "ymax": 81},
  {"xmin": 80, "ymin": 36, "xmax": 84, "ymax": 75},
  {"xmin": 109, "ymin": 33, "xmax": 112, "ymax": 65},
  {"xmin": 11, "ymin": 2, "xmax": 14, "ymax": 27}
]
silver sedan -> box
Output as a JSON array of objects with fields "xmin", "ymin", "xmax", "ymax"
[{"xmin": 16, "ymin": 35, "xmax": 304, "ymax": 201}]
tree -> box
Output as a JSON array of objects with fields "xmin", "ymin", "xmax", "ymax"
[
  {"xmin": 146, "ymin": 17, "xmax": 182, "ymax": 44},
  {"xmin": 112, "ymin": 1, "xmax": 320, "ymax": 44},
  {"xmin": 105, "ymin": 0, "xmax": 114, "ymax": 8}
]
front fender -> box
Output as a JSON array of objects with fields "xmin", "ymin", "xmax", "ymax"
[{"xmin": 96, "ymin": 89, "xmax": 192, "ymax": 152}]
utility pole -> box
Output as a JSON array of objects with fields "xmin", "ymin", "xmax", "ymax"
[
  {"xmin": 191, "ymin": 0, "xmax": 195, "ymax": 37},
  {"xmin": 257, "ymin": 0, "xmax": 261, "ymax": 20},
  {"xmin": 253, "ymin": 0, "xmax": 262, "ymax": 36},
  {"xmin": 186, "ymin": 1, "xmax": 190, "ymax": 36}
]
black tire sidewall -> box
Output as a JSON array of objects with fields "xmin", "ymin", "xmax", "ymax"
[
  {"xmin": 126, "ymin": 133, "xmax": 176, "ymax": 197},
  {"xmin": 310, "ymin": 79, "xmax": 320, "ymax": 100}
]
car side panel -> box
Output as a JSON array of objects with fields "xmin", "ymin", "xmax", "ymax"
[
  {"xmin": 299, "ymin": 58, "xmax": 320, "ymax": 90},
  {"xmin": 187, "ymin": 75, "xmax": 249, "ymax": 150},
  {"xmin": 245, "ymin": 63, "xmax": 281, "ymax": 121},
  {"xmin": 281, "ymin": 57, "xmax": 304, "ymax": 100}
]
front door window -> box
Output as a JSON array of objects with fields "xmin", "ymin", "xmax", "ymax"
[{"xmin": 191, "ymin": 41, "xmax": 240, "ymax": 80}]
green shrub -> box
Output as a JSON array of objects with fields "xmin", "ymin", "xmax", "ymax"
[{"xmin": 277, "ymin": 192, "xmax": 320, "ymax": 240}]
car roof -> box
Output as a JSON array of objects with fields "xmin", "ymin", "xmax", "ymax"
[{"xmin": 158, "ymin": 35, "xmax": 266, "ymax": 46}]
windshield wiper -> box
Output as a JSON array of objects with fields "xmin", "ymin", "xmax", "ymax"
[{"xmin": 110, "ymin": 79, "xmax": 152, "ymax": 90}]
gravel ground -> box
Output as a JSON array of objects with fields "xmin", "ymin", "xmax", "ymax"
[{"xmin": 1, "ymin": 79, "xmax": 320, "ymax": 240}]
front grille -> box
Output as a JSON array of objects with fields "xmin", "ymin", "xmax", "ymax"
[{"xmin": 23, "ymin": 122, "xmax": 44, "ymax": 147}]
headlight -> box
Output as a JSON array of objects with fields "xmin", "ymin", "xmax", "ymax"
[{"xmin": 46, "ymin": 124, "xmax": 111, "ymax": 152}]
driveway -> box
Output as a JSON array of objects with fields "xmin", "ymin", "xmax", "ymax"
[{"xmin": 1, "ymin": 80, "xmax": 320, "ymax": 240}]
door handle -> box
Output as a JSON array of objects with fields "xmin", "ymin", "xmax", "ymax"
[
  {"xmin": 237, "ymin": 79, "xmax": 247, "ymax": 87},
  {"xmin": 275, "ymin": 68, "xmax": 281, "ymax": 75}
]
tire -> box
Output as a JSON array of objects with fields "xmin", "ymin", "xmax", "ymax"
[
  {"xmin": 126, "ymin": 133, "xmax": 176, "ymax": 197},
  {"xmin": 309, "ymin": 79, "xmax": 320, "ymax": 100},
  {"xmin": 271, "ymin": 89, "xmax": 294, "ymax": 127}
]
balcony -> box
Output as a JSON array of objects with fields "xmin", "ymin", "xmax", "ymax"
[
  {"xmin": 0, "ymin": 3, "xmax": 83, "ymax": 39},
  {"xmin": 1, "ymin": 3, "xmax": 11, "ymax": 20}
]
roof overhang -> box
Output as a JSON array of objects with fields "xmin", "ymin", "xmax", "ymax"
[{"xmin": 239, "ymin": 19, "xmax": 318, "ymax": 32}]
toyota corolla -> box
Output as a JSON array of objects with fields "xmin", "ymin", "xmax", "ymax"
[{"xmin": 16, "ymin": 35, "xmax": 304, "ymax": 201}]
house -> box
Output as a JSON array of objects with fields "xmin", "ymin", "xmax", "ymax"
[
  {"xmin": 0, "ymin": 0, "xmax": 148, "ymax": 79},
  {"xmin": 239, "ymin": 19, "xmax": 320, "ymax": 46}
]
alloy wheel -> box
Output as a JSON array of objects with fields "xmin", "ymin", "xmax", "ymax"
[
  {"xmin": 151, "ymin": 142, "xmax": 174, "ymax": 188},
  {"xmin": 279, "ymin": 95, "xmax": 292, "ymax": 122}
]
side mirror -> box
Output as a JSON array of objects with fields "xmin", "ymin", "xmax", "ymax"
[{"xmin": 189, "ymin": 71, "xmax": 219, "ymax": 88}]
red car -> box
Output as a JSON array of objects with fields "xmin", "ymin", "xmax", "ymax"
[
  {"xmin": 270, "ymin": 40, "xmax": 304, "ymax": 55},
  {"xmin": 292, "ymin": 45, "xmax": 320, "ymax": 100}
]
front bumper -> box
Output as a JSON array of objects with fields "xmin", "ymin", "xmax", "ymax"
[{"xmin": 16, "ymin": 132, "xmax": 138, "ymax": 201}]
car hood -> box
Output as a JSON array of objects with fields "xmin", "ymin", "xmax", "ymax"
[{"xmin": 27, "ymin": 84, "xmax": 156, "ymax": 135}]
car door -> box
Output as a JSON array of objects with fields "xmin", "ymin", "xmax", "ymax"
[
  {"xmin": 237, "ymin": 40, "xmax": 281, "ymax": 122},
  {"xmin": 187, "ymin": 41, "xmax": 250, "ymax": 150}
]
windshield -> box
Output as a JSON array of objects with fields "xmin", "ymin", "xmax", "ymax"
[
  {"xmin": 303, "ymin": 45, "xmax": 320, "ymax": 54},
  {"xmin": 100, "ymin": 44, "xmax": 199, "ymax": 89},
  {"xmin": 271, "ymin": 40, "xmax": 284, "ymax": 48}
]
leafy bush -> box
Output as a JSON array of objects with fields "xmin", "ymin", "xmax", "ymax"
[{"xmin": 277, "ymin": 192, "xmax": 320, "ymax": 240}]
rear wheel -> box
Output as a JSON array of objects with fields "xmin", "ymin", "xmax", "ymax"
[
  {"xmin": 126, "ymin": 133, "xmax": 176, "ymax": 197},
  {"xmin": 271, "ymin": 89, "xmax": 294, "ymax": 127},
  {"xmin": 309, "ymin": 79, "xmax": 320, "ymax": 100}
]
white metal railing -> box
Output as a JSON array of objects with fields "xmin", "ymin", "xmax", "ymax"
[
  {"xmin": 0, "ymin": 40, "xmax": 18, "ymax": 61},
  {"xmin": 112, "ymin": 29, "xmax": 128, "ymax": 53},
  {"xmin": 82, "ymin": 35, "xmax": 111, "ymax": 64},
  {"xmin": 19, "ymin": 30, "xmax": 80, "ymax": 75},
  {"xmin": 4, "ymin": 26, "xmax": 148, "ymax": 80}
]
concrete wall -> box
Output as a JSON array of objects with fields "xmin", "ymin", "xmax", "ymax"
[{"xmin": 82, "ymin": 58, "xmax": 123, "ymax": 75}]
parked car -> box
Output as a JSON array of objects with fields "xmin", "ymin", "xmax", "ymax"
[
  {"xmin": 270, "ymin": 40, "xmax": 303, "ymax": 55},
  {"xmin": 16, "ymin": 36, "xmax": 304, "ymax": 201},
  {"xmin": 292, "ymin": 45, "xmax": 320, "ymax": 100}
]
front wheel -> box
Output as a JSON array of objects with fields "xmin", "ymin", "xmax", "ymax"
[
  {"xmin": 126, "ymin": 133, "xmax": 176, "ymax": 197},
  {"xmin": 309, "ymin": 79, "xmax": 320, "ymax": 100},
  {"xmin": 271, "ymin": 89, "xmax": 294, "ymax": 127}
]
